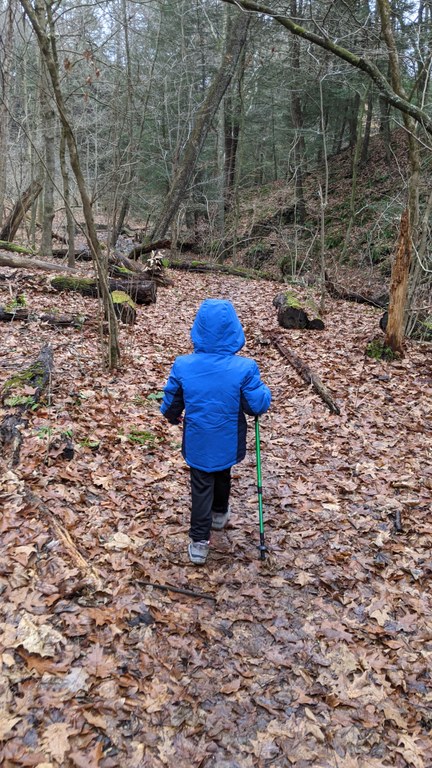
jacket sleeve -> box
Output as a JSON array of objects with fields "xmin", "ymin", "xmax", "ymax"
[
  {"xmin": 241, "ymin": 361, "xmax": 271, "ymax": 416},
  {"xmin": 160, "ymin": 361, "xmax": 184, "ymax": 424}
]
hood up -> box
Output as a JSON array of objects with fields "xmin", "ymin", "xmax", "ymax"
[{"xmin": 190, "ymin": 299, "xmax": 245, "ymax": 354}]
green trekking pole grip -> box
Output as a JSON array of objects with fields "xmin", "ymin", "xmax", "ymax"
[{"xmin": 255, "ymin": 416, "xmax": 266, "ymax": 561}]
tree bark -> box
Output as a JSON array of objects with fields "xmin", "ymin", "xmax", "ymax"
[
  {"xmin": 0, "ymin": 344, "xmax": 53, "ymax": 467},
  {"xmin": 385, "ymin": 209, "xmax": 411, "ymax": 354},
  {"xmin": 50, "ymin": 276, "xmax": 157, "ymax": 305},
  {"xmin": 59, "ymin": 128, "xmax": 75, "ymax": 268},
  {"xmin": 0, "ymin": 181, "xmax": 43, "ymax": 242},
  {"xmin": 150, "ymin": 9, "xmax": 251, "ymax": 240},
  {"xmin": 19, "ymin": 0, "xmax": 120, "ymax": 369},
  {"xmin": 0, "ymin": 0, "xmax": 16, "ymax": 226},
  {"xmin": 0, "ymin": 252, "xmax": 76, "ymax": 272}
]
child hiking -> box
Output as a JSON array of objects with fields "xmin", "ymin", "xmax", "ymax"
[{"xmin": 160, "ymin": 299, "xmax": 271, "ymax": 565}]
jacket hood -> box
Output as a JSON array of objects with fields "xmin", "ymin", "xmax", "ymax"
[{"xmin": 191, "ymin": 299, "xmax": 245, "ymax": 354}]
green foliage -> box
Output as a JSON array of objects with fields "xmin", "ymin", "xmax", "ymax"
[
  {"xmin": 244, "ymin": 241, "xmax": 272, "ymax": 269},
  {"xmin": 4, "ymin": 394, "xmax": 36, "ymax": 407},
  {"xmin": 79, "ymin": 437, "xmax": 100, "ymax": 449},
  {"xmin": 325, "ymin": 233, "xmax": 344, "ymax": 250},
  {"xmin": 127, "ymin": 427, "xmax": 158, "ymax": 445},
  {"xmin": 147, "ymin": 391, "xmax": 164, "ymax": 401},
  {"xmin": 5, "ymin": 294, "xmax": 26, "ymax": 312},
  {"xmin": 366, "ymin": 339, "xmax": 396, "ymax": 361},
  {"xmin": 279, "ymin": 254, "xmax": 293, "ymax": 277},
  {"xmin": 36, "ymin": 426, "xmax": 53, "ymax": 438}
]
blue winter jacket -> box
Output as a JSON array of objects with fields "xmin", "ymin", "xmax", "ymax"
[{"xmin": 160, "ymin": 299, "xmax": 271, "ymax": 472}]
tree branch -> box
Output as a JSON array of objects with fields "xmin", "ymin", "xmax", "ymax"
[{"xmin": 219, "ymin": 0, "xmax": 432, "ymax": 136}]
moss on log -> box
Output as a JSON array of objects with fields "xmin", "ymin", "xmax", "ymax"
[
  {"xmin": 273, "ymin": 292, "xmax": 325, "ymax": 330},
  {"xmin": 51, "ymin": 276, "xmax": 157, "ymax": 305},
  {"xmin": 1, "ymin": 344, "xmax": 54, "ymax": 467}
]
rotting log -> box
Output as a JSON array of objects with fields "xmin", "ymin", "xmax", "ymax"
[
  {"xmin": 0, "ymin": 344, "xmax": 53, "ymax": 466},
  {"xmin": 110, "ymin": 290, "xmax": 136, "ymax": 325},
  {"xmin": 167, "ymin": 259, "xmax": 261, "ymax": 279},
  {"xmin": 0, "ymin": 252, "xmax": 76, "ymax": 273},
  {"xmin": 128, "ymin": 238, "xmax": 171, "ymax": 260},
  {"xmin": 273, "ymin": 292, "xmax": 325, "ymax": 330},
  {"xmin": 50, "ymin": 275, "xmax": 157, "ymax": 305},
  {"xmin": 270, "ymin": 332, "xmax": 340, "ymax": 415},
  {"xmin": 51, "ymin": 246, "xmax": 91, "ymax": 261},
  {"xmin": 0, "ymin": 240, "xmax": 36, "ymax": 255},
  {"xmin": 0, "ymin": 180, "xmax": 43, "ymax": 241},
  {"xmin": 0, "ymin": 306, "xmax": 85, "ymax": 327},
  {"xmin": 109, "ymin": 256, "xmax": 173, "ymax": 287},
  {"xmin": 325, "ymin": 274, "xmax": 388, "ymax": 308}
]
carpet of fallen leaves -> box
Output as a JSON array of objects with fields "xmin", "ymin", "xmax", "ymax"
[{"xmin": 0, "ymin": 265, "xmax": 431, "ymax": 768}]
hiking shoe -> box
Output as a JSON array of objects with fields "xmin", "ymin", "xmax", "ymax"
[
  {"xmin": 188, "ymin": 539, "xmax": 210, "ymax": 565},
  {"xmin": 212, "ymin": 506, "xmax": 231, "ymax": 531}
]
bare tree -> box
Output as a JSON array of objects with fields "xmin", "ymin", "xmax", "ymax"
[
  {"xmin": 20, "ymin": 0, "xmax": 120, "ymax": 369},
  {"xmin": 150, "ymin": 8, "xmax": 251, "ymax": 241}
]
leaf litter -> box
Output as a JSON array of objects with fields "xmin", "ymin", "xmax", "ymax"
[{"xmin": 0, "ymin": 266, "xmax": 431, "ymax": 767}]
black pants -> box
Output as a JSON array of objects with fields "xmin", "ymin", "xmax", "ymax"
[{"xmin": 189, "ymin": 467, "xmax": 231, "ymax": 542}]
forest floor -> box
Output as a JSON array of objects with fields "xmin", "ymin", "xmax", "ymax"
[{"xmin": 0, "ymin": 265, "xmax": 431, "ymax": 768}]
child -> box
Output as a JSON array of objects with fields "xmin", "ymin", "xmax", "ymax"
[{"xmin": 160, "ymin": 299, "xmax": 271, "ymax": 565}]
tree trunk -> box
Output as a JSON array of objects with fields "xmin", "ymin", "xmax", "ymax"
[
  {"xmin": 20, "ymin": 0, "xmax": 120, "ymax": 369},
  {"xmin": 0, "ymin": 181, "xmax": 43, "ymax": 242},
  {"xmin": 38, "ymin": 50, "xmax": 55, "ymax": 260},
  {"xmin": 0, "ymin": 0, "xmax": 16, "ymax": 226},
  {"xmin": 59, "ymin": 128, "xmax": 75, "ymax": 268},
  {"xmin": 385, "ymin": 209, "xmax": 411, "ymax": 355},
  {"xmin": 290, "ymin": 0, "xmax": 306, "ymax": 224},
  {"xmin": 360, "ymin": 87, "xmax": 374, "ymax": 166},
  {"xmin": 150, "ymin": 9, "xmax": 251, "ymax": 241}
]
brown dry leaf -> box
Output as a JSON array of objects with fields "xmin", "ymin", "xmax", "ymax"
[
  {"xmin": 84, "ymin": 644, "xmax": 115, "ymax": 678},
  {"xmin": 296, "ymin": 570, "xmax": 315, "ymax": 586},
  {"xmin": 82, "ymin": 710, "xmax": 108, "ymax": 729},
  {"xmin": 0, "ymin": 714, "xmax": 21, "ymax": 740},
  {"xmin": 395, "ymin": 733, "xmax": 426, "ymax": 768},
  {"xmin": 220, "ymin": 677, "xmax": 242, "ymax": 694},
  {"xmin": 41, "ymin": 723, "xmax": 72, "ymax": 763},
  {"xmin": 13, "ymin": 614, "xmax": 65, "ymax": 657}
]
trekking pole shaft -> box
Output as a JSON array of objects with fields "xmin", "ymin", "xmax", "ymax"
[{"xmin": 255, "ymin": 416, "xmax": 266, "ymax": 560}]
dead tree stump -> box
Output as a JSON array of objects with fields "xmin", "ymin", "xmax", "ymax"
[{"xmin": 273, "ymin": 292, "xmax": 325, "ymax": 330}]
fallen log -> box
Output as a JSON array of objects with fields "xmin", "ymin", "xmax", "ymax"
[
  {"xmin": 0, "ymin": 344, "xmax": 53, "ymax": 466},
  {"xmin": 325, "ymin": 275, "xmax": 388, "ymax": 308},
  {"xmin": 50, "ymin": 275, "xmax": 157, "ymax": 305},
  {"xmin": 0, "ymin": 306, "xmax": 85, "ymax": 327},
  {"xmin": 167, "ymin": 259, "xmax": 261, "ymax": 279},
  {"xmin": 273, "ymin": 292, "xmax": 325, "ymax": 330},
  {"xmin": 51, "ymin": 246, "xmax": 92, "ymax": 261},
  {"xmin": 270, "ymin": 333, "xmax": 340, "ymax": 415},
  {"xmin": 0, "ymin": 252, "xmax": 76, "ymax": 273},
  {"xmin": 0, "ymin": 239, "xmax": 36, "ymax": 255},
  {"xmin": 127, "ymin": 238, "xmax": 171, "ymax": 259}
]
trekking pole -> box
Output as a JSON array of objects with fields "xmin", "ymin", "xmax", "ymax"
[{"xmin": 255, "ymin": 416, "xmax": 267, "ymax": 561}]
